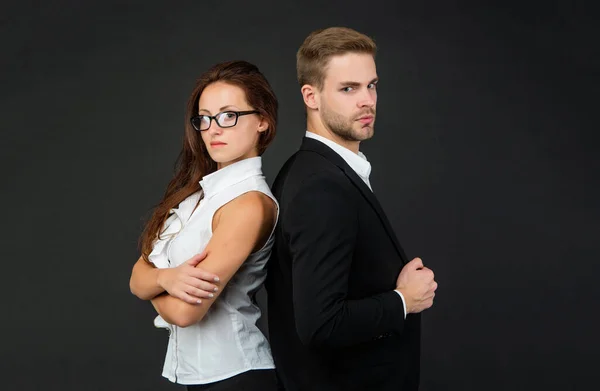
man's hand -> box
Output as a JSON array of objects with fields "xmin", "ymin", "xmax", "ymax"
[
  {"xmin": 396, "ymin": 257, "xmax": 437, "ymax": 314},
  {"xmin": 157, "ymin": 251, "xmax": 220, "ymax": 304}
]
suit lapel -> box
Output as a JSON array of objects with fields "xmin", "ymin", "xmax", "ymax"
[{"xmin": 300, "ymin": 137, "xmax": 408, "ymax": 264}]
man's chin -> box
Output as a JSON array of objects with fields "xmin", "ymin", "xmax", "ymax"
[{"xmin": 355, "ymin": 125, "xmax": 374, "ymax": 141}]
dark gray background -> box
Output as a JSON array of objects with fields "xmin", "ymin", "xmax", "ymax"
[{"xmin": 1, "ymin": 1, "xmax": 597, "ymax": 390}]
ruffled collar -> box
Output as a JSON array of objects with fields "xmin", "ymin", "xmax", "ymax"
[
  {"xmin": 148, "ymin": 156, "xmax": 264, "ymax": 270},
  {"xmin": 199, "ymin": 156, "xmax": 263, "ymax": 200}
]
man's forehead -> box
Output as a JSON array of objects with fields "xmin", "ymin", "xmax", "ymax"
[{"xmin": 323, "ymin": 53, "xmax": 377, "ymax": 83}]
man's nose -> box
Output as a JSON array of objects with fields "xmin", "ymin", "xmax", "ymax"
[{"xmin": 358, "ymin": 90, "xmax": 376, "ymax": 107}]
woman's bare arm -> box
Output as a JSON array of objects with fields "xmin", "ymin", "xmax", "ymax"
[
  {"xmin": 130, "ymin": 251, "xmax": 220, "ymax": 303},
  {"xmin": 151, "ymin": 191, "xmax": 276, "ymax": 327}
]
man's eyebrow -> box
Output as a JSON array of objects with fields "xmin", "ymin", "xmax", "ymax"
[
  {"xmin": 338, "ymin": 78, "xmax": 379, "ymax": 87},
  {"xmin": 338, "ymin": 81, "xmax": 361, "ymax": 87}
]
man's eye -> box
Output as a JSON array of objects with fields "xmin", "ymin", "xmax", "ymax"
[
  {"xmin": 368, "ymin": 83, "xmax": 377, "ymax": 89},
  {"xmin": 342, "ymin": 87, "xmax": 354, "ymax": 92}
]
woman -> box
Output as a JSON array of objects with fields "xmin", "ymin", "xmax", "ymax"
[{"xmin": 129, "ymin": 60, "xmax": 279, "ymax": 390}]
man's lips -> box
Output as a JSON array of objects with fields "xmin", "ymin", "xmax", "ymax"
[{"xmin": 357, "ymin": 115, "xmax": 374, "ymax": 124}]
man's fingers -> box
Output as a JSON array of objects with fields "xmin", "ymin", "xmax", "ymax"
[
  {"xmin": 409, "ymin": 257, "xmax": 423, "ymax": 270},
  {"xmin": 423, "ymin": 280, "xmax": 437, "ymax": 293},
  {"xmin": 419, "ymin": 267, "xmax": 434, "ymax": 281},
  {"xmin": 423, "ymin": 291, "xmax": 436, "ymax": 301}
]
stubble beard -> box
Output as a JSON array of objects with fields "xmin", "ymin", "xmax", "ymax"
[{"xmin": 320, "ymin": 102, "xmax": 375, "ymax": 143}]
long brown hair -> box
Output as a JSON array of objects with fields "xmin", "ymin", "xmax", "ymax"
[{"xmin": 139, "ymin": 60, "xmax": 278, "ymax": 262}]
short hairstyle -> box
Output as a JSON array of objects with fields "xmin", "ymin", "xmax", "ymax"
[{"xmin": 296, "ymin": 27, "xmax": 377, "ymax": 90}]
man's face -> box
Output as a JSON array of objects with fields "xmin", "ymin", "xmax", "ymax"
[{"xmin": 318, "ymin": 52, "xmax": 378, "ymax": 143}]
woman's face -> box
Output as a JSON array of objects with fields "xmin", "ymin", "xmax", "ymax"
[{"xmin": 197, "ymin": 82, "xmax": 267, "ymax": 169}]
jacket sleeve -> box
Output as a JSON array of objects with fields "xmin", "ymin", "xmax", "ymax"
[{"xmin": 282, "ymin": 171, "xmax": 405, "ymax": 348}]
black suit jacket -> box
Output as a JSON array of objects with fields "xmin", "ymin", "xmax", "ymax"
[{"xmin": 266, "ymin": 137, "xmax": 421, "ymax": 391}]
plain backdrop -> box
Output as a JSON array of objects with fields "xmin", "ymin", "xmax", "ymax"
[{"xmin": 1, "ymin": 1, "xmax": 597, "ymax": 390}]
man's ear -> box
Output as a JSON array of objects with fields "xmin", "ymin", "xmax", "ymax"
[{"xmin": 301, "ymin": 84, "xmax": 320, "ymax": 110}]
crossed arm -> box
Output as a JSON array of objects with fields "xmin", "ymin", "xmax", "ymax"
[
  {"xmin": 130, "ymin": 191, "xmax": 276, "ymax": 327},
  {"xmin": 130, "ymin": 253, "xmax": 219, "ymax": 303}
]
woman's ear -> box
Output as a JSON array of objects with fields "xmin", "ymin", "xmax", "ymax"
[{"xmin": 258, "ymin": 116, "xmax": 268, "ymax": 133}]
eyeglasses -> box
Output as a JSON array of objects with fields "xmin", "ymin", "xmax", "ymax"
[{"xmin": 190, "ymin": 110, "xmax": 260, "ymax": 131}]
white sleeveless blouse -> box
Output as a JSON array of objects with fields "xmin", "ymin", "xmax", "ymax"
[{"xmin": 148, "ymin": 156, "xmax": 278, "ymax": 385}]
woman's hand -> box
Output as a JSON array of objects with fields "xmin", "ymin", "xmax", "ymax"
[{"xmin": 157, "ymin": 251, "xmax": 221, "ymax": 304}]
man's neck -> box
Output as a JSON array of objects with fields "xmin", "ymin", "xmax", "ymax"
[{"xmin": 306, "ymin": 115, "xmax": 360, "ymax": 154}]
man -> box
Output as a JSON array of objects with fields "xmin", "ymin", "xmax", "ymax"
[{"xmin": 266, "ymin": 27, "xmax": 438, "ymax": 391}]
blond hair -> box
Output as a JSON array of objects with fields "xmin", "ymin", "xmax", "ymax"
[{"xmin": 296, "ymin": 27, "xmax": 377, "ymax": 90}]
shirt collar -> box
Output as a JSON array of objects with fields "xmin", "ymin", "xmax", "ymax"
[
  {"xmin": 305, "ymin": 131, "xmax": 372, "ymax": 181},
  {"xmin": 199, "ymin": 156, "xmax": 263, "ymax": 199}
]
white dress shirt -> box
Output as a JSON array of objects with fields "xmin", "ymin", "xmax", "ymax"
[
  {"xmin": 305, "ymin": 131, "xmax": 407, "ymax": 319},
  {"xmin": 148, "ymin": 157, "xmax": 278, "ymax": 385}
]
